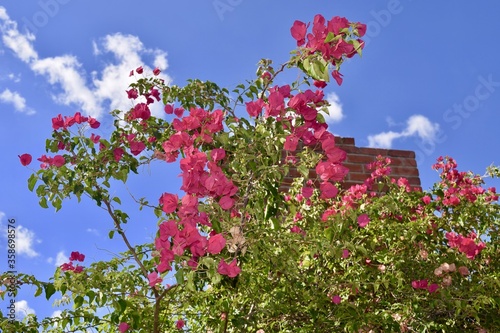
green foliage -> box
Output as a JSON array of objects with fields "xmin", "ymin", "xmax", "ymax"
[{"xmin": 3, "ymin": 14, "xmax": 500, "ymax": 333}]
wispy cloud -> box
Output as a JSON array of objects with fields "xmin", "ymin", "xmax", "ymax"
[
  {"xmin": 15, "ymin": 300, "xmax": 36, "ymax": 319},
  {"xmin": 16, "ymin": 225, "xmax": 40, "ymax": 257},
  {"xmin": 86, "ymin": 228, "xmax": 100, "ymax": 236},
  {"xmin": 54, "ymin": 250, "xmax": 68, "ymax": 266},
  {"xmin": 0, "ymin": 6, "xmax": 171, "ymax": 119},
  {"xmin": 0, "ymin": 212, "xmax": 40, "ymax": 257},
  {"xmin": 368, "ymin": 114, "xmax": 440, "ymax": 148},
  {"xmin": 0, "ymin": 88, "xmax": 35, "ymax": 114},
  {"xmin": 320, "ymin": 92, "xmax": 344, "ymax": 124}
]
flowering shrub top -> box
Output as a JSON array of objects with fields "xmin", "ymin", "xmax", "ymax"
[{"xmin": 3, "ymin": 14, "xmax": 500, "ymax": 333}]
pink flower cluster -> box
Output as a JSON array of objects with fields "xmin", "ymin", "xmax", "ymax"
[
  {"xmin": 445, "ymin": 231, "xmax": 485, "ymax": 260},
  {"xmin": 60, "ymin": 251, "xmax": 85, "ymax": 273},
  {"xmin": 411, "ymin": 279, "xmax": 439, "ymax": 294},
  {"xmin": 152, "ymin": 98, "xmax": 241, "ymax": 278},
  {"xmin": 290, "ymin": 15, "xmax": 366, "ymax": 85},
  {"xmin": 249, "ymin": 85, "xmax": 348, "ymax": 200},
  {"xmin": 52, "ymin": 111, "xmax": 100, "ymax": 131},
  {"xmin": 433, "ymin": 156, "xmax": 498, "ymax": 205}
]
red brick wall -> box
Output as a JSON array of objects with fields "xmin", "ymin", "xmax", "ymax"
[{"xmin": 281, "ymin": 137, "xmax": 421, "ymax": 191}]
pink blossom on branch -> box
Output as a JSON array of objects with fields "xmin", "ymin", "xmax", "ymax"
[
  {"xmin": 290, "ymin": 20, "xmax": 307, "ymax": 46},
  {"xmin": 217, "ymin": 259, "xmax": 241, "ymax": 278},
  {"xmin": 159, "ymin": 193, "xmax": 179, "ymax": 214},
  {"xmin": 118, "ymin": 322, "xmax": 130, "ymax": 332},
  {"xmin": 19, "ymin": 153, "xmax": 32, "ymax": 166},
  {"xmin": 357, "ymin": 214, "xmax": 370, "ymax": 228},
  {"xmin": 207, "ymin": 233, "xmax": 226, "ymax": 255}
]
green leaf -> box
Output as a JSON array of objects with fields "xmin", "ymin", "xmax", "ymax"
[
  {"xmin": 74, "ymin": 295, "xmax": 84, "ymax": 309},
  {"xmin": 112, "ymin": 197, "xmax": 122, "ymax": 205},
  {"xmin": 39, "ymin": 197, "xmax": 49, "ymax": 209},
  {"xmin": 28, "ymin": 174, "xmax": 38, "ymax": 192},
  {"xmin": 34, "ymin": 286, "xmax": 43, "ymax": 297},
  {"xmin": 117, "ymin": 299, "xmax": 127, "ymax": 313},
  {"xmin": 351, "ymin": 39, "xmax": 363, "ymax": 57},
  {"xmin": 324, "ymin": 31, "xmax": 336, "ymax": 43},
  {"xmin": 108, "ymin": 230, "xmax": 115, "ymax": 239},
  {"xmin": 325, "ymin": 227, "xmax": 334, "ymax": 243},
  {"xmin": 43, "ymin": 283, "xmax": 56, "ymax": 300},
  {"xmin": 86, "ymin": 290, "xmax": 95, "ymax": 304},
  {"xmin": 175, "ymin": 269, "xmax": 184, "ymax": 285},
  {"xmin": 52, "ymin": 196, "xmax": 62, "ymax": 212}
]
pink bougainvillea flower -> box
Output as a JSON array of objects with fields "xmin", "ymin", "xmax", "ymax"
[
  {"xmin": 357, "ymin": 214, "xmax": 370, "ymax": 228},
  {"xmin": 207, "ymin": 233, "xmax": 226, "ymax": 255},
  {"xmin": 320, "ymin": 182, "xmax": 338, "ymax": 199},
  {"xmin": 219, "ymin": 196, "xmax": 235, "ymax": 210},
  {"xmin": 332, "ymin": 70, "xmax": 343, "ymax": 86},
  {"xmin": 245, "ymin": 99, "xmax": 264, "ymax": 117},
  {"xmin": 113, "ymin": 147, "xmax": 124, "ymax": 162},
  {"xmin": 159, "ymin": 193, "xmax": 178, "ymax": 214},
  {"xmin": 427, "ymin": 283, "xmax": 439, "ymax": 293},
  {"xmin": 19, "ymin": 153, "xmax": 32, "ymax": 166},
  {"xmin": 147, "ymin": 271, "xmax": 162, "ymax": 287},
  {"xmin": 313, "ymin": 80, "xmax": 327, "ymax": 88},
  {"xmin": 60, "ymin": 262, "xmax": 74, "ymax": 272},
  {"xmin": 300, "ymin": 186, "xmax": 313, "ymax": 199},
  {"xmin": 290, "ymin": 225, "xmax": 305, "ymax": 236},
  {"xmin": 174, "ymin": 107, "xmax": 184, "ymax": 118},
  {"xmin": 284, "ymin": 134, "xmax": 299, "ymax": 151},
  {"xmin": 88, "ymin": 116, "xmax": 100, "ymax": 129},
  {"xmin": 52, "ymin": 114, "xmax": 64, "ymax": 130},
  {"xmin": 153, "ymin": 67, "xmax": 161, "ymax": 76},
  {"xmin": 118, "ymin": 322, "xmax": 130, "ymax": 332},
  {"xmin": 217, "ymin": 258, "xmax": 241, "ymax": 278},
  {"xmin": 422, "ymin": 195, "xmax": 431, "ymax": 205},
  {"xmin": 52, "ymin": 155, "xmax": 66, "ymax": 167},
  {"xmin": 130, "ymin": 141, "xmax": 146, "ymax": 156},
  {"xmin": 210, "ymin": 148, "xmax": 226, "ymax": 162},
  {"xmin": 135, "ymin": 66, "xmax": 143, "ymax": 74},
  {"xmin": 355, "ymin": 22, "xmax": 367, "ymax": 37},
  {"xmin": 73, "ymin": 111, "xmax": 87, "ymax": 124},
  {"xmin": 132, "ymin": 103, "xmax": 151, "ymax": 120},
  {"xmin": 290, "ymin": 20, "xmax": 307, "ymax": 46},
  {"xmin": 69, "ymin": 251, "xmax": 85, "ymax": 262},
  {"xmin": 411, "ymin": 279, "xmax": 428, "ymax": 289},
  {"xmin": 164, "ymin": 104, "xmax": 174, "ymax": 114},
  {"xmin": 90, "ymin": 133, "xmax": 101, "ymax": 144},
  {"xmin": 175, "ymin": 319, "xmax": 185, "ymax": 329},
  {"xmin": 331, "ymin": 295, "xmax": 341, "ymax": 304},
  {"xmin": 342, "ymin": 249, "xmax": 350, "ymax": 259},
  {"xmin": 126, "ymin": 88, "xmax": 138, "ymax": 99}
]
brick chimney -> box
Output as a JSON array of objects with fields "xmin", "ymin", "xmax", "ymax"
[{"xmin": 281, "ymin": 137, "xmax": 421, "ymax": 191}]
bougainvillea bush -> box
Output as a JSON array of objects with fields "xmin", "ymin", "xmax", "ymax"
[{"xmin": 3, "ymin": 14, "xmax": 500, "ymax": 332}]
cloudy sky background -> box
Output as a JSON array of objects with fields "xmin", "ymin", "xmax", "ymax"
[{"xmin": 1, "ymin": 0, "xmax": 500, "ymax": 321}]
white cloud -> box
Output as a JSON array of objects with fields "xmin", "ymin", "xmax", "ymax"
[
  {"xmin": 16, "ymin": 225, "xmax": 40, "ymax": 257},
  {"xmin": 15, "ymin": 300, "xmax": 36, "ymax": 319},
  {"xmin": 31, "ymin": 55, "xmax": 102, "ymax": 117},
  {"xmin": 0, "ymin": 215, "xmax": 40, "ymax": 258},
  {"xmin": 0, "ymin": 8, "xmax": 38, "ymax": 63},
  {"xmin": 51, "ymin": 310, "xmax": 62, "ymax": 318},
  {"xmin": 7, "ymin": 72, "xmax": 21, "ymax": 82},
  {"xmin": 368, "ymin": 114, "xmax": 440, "ymax": 148},
  {"xmin": 91, "ymin": 33, "xmax": 171, "ymax": 119},
  {"xmin": 0, "ymin": 88, "xmax": 35, "ymax": 114},
  {"xmin": 0, "ymin": 7, "xmax": 172, "ymax": 120},
  {"xmin": 55, "ymin": 250, "xmax": 68, "ymax": 266},
  {"xmin": 86, "ymin": 228, "xmax": 100, "ymax": 236},
  {"xmin": 321, "ymin": 92, "xmax": 344, "ymax": 123}
]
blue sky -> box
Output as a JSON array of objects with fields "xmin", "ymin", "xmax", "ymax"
[{"xmin": 1, "ymin": 0, "xmax": 500, "ymax": 321}]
